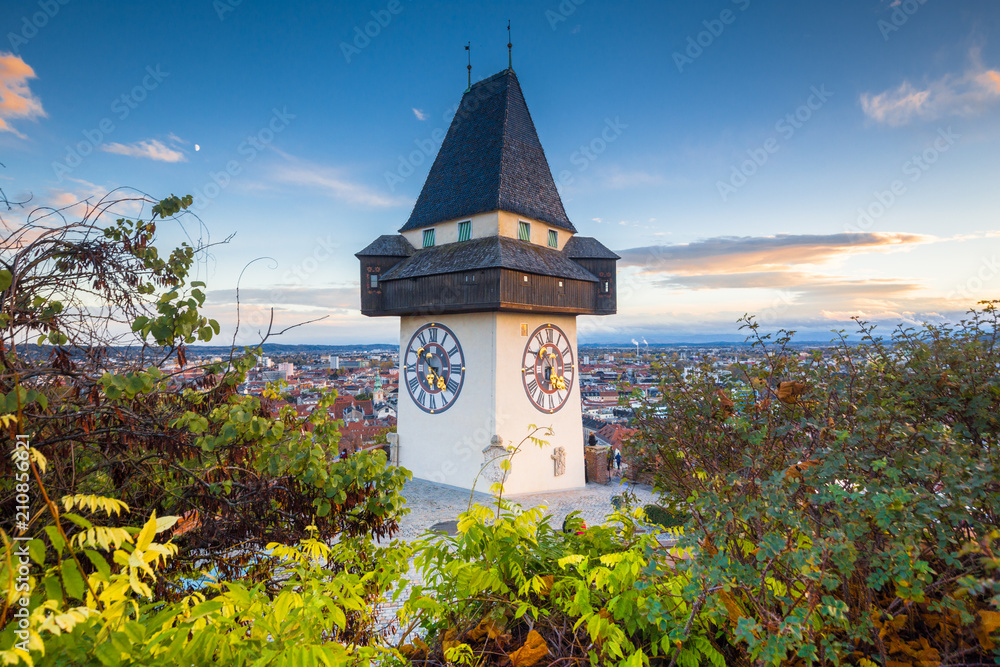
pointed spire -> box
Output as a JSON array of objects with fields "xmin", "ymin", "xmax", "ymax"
[
  {"xmin": 507, "ymin": 21, "xmax": 513, "ymax": 71},
  {"xmin": 399, "ymin": 69, "xmax": 576, "ymax": 234}
]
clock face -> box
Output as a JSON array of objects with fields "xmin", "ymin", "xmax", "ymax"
[
  {"xmin": 521, "ymin": 323, "xmax": 575, "ymax": 413},
  {"xmin": 402, "ymin": 323, "xmax": 466, "ymax": 414}
]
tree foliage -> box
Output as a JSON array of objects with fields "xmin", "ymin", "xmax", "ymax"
[
  {"xmin": 0, "ymin": 191, "xmax": 408, "ymax": 598},
  {"xmin": 630, "ymin": 306, "xmax": 1000, "ymax": 665}
]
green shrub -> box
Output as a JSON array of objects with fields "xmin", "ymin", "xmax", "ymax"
[
  {"xmin": 630, "ymin": 304, "xmax": 1000, "ymax": 664},
  {"xmin": 643, "ymin": 504, "xmax": 686, "ymax": 529}
]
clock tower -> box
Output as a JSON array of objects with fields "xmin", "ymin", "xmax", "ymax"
[{"xmin": 357, "ymin": 68, "xmax": 618, "ymax": 495}]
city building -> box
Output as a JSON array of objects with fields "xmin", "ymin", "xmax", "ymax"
[{"xmin": 357, "ymin": 67, "xmax": 618, "ymax": 494}]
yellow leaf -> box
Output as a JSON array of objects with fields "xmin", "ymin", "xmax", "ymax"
[
  {"xmin": 509, "ymin": 629, "xmax": 548, "ymax": 667},
  {"xmin": 977, "ymin": 610, "xmax": 1000, "ymax": 650},
  {"xmin": 468, "ymin": 616, "xmax": 506, "ymax": 642},
  {"xmin": 154, "ymin": 515, "xmax": 178, "ymax": 533},
  {"xmin": 135, "ymin": 513, "xmax": 158, "ymax": 551},
  {"xmin": 442, "ymin": 627, "xmax": 460, "ymax": 652},
  {"xmin": 29, "ymin": 448, "xmax": 47, "ymax": 475}
]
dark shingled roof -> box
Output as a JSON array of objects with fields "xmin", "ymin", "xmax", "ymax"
[
  {"xmin": 399, "ymin": 70, "xmax": 576, "ymax": 234},
  {"xmin": 355, "ymin": 235, "xmax": 415, "ymax": 258},
  {"xmin": 380, "ymin": 236, "xmax": 597, "ymax": 282},
  {"xmin": 563, "ymin": 236, "xmax": 621, "ymax": 260}
]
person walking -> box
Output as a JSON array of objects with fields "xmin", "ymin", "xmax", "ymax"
[{"xmin": 614, "ymin": 449, "xmax": 622, "ymax": 471}]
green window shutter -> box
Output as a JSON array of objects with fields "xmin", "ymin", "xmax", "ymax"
[
  {"xmin": 458, "ymin": 221, "xmax": 471, "ymax": 242},
  {"xmin": 548, "ymin": 230, "xmax": 558, "ymax": 248},
  {"xmin": 422, "ymin": 228, "xmax": 435, "ymax": 248},
  {"xmin": 518, "ymin": 221, "xmax": 531, "ymax": 242}
]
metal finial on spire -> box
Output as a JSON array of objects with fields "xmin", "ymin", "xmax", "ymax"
[
  {"xmin": 465, "ymin": 42, "xmax": 472, "ymax": 91},
  {"xmin": 507, "ymin": 21, "xmax": 513, "ymax": 71}
]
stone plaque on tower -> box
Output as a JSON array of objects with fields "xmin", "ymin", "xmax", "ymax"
[{"xmin": 357, "ymin": 68, "xmax": 618, "ymax": 495}]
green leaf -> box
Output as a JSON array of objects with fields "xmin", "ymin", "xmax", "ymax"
[
  {"xmin": 0, "ymin": 269, "xmax": 11, "ymax": 291},
  {"xmin": 62, "ymin": 512, "xmax": 94, "ymax": 531},
  {"xmin": 28, "ymin": 539, "xmax": 46, "ymax": 565},
  {"xmin": 45, "ymin": 525, "xmax": 66, "ymax": 555},
  {"xmin": 43, "ymin": 574, "xmax": 63, "ymax": 602},
  {"xmin": 61, "ymin": 558, "xmax": 86, "ymax": 600},
  {"xmin": 83, "ymin": 549, "xmax": 112, "ymax": 582}
]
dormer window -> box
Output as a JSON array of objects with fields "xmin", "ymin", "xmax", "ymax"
[
  {"xmin": 422, "ymin": 228, "xmax": 435, "ymax": 248},
  {"xmin": 548, "ymin": 230, "xmax": 558, "ymax": 248},
  {"xmin": 518, "ymin": 221, "xmax": 531, "ymax": 242},
  {"xmin": 458, "ymin": 220, "xmax": 472, "ymax": 242}
]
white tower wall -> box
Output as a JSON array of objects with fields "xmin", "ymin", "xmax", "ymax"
[{"xmin": 397, "ymin": 312, "xmax": 585, "ymax": 495}]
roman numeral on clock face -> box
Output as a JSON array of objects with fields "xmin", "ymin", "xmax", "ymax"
[
  {"xmin": 405, "ymin": 323, "xmax": 465, "ymax": 414},
  {"xmin": 522, "ymin": 323, "xmax": 574, "ymax": 413}
]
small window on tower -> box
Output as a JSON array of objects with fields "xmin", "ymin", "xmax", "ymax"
[
  {"xmin": 369, "ymin": 274, "xmax": 379, "ymax": 289},
  {"xmin": 518, "ymin": 221, "xmax": 531, "ymax": 242},
  {"xmin": 422, "ymin": 228, "xmax": 435, "ymax": 248},
  {"xmin": 458, "ymin": 220, "xmax": 471, "ymax": 242},
  {"xmin": 602, "ymin": 280, "xmax": 611, "ymax": 294},
  {"xmin": 548, "ymin": 230, "xmax": 558, "ymax": 248}
]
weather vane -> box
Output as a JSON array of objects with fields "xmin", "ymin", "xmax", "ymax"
[
  {"xmin": 507, "ymin": 20, "xmax": 513, "ymax": 71},
  {"xmin": 465, "ymin": 41, "xmax": 472, "ymax": 91}
]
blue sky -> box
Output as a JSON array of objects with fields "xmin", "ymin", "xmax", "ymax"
[{"xmin": 2, "ymin": 0, "xmax": 998, "ymax": 344}]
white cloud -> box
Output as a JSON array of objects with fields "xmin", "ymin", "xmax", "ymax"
[
  {"xmin": 860, "ymin": 51, "xmax": 1000, "ymax": 126},
  {"xmin": 412, "ymin": 108, "xmax": 428, "ymax": 121},
  {"xmin": 0, "ymin": 53, "xmax": 46, "ymax": 138},
  {"xmin": 270, "ymin": 153, "xmax": 409, "ymax": 208},
  {"xmin": 101, "ymin": 139, "xmax": 186, "ymax": 162}
]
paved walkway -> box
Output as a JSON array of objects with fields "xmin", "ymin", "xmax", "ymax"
[{"xmin": 390, "ymin": 473, "xmax": 659, "ymax": 542}]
